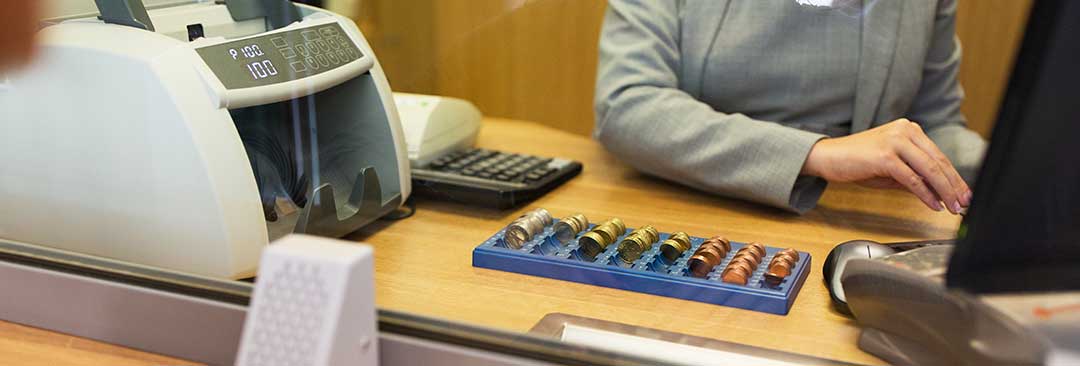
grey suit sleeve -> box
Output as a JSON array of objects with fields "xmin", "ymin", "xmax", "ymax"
[
  {"xmin": 907, "ymin": 0, "xmax": 987, "ymax": 184},
  {"xmin": 594, "ymin": 0, "xmax": 827, "ymax": 213}
]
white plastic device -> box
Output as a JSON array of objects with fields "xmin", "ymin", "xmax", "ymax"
[
  {"xmin": 236, "ymin": 234, "xmax": 377, "ymax": 366},
  {"xmin": 0, "ymin": 1, "xmax": 410, "ymax": 278},
  {"xmin": 394, "ymin": 92, "xmax": 482, "ymax": 167}
]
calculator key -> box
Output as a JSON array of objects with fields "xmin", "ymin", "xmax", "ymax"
[
  {"xmin": 477, "ymin": 171, "xmax": 494, "ymax": 179},
  {"xmin": 525, "ymin": 172, "xmax": 544, "ymax": 181},
  {"xmin": 461, "ymin": 168, "xmax": 478, "ymax": 176},
  {"xmin": 494, "ymin": 174, "xmax": 513, "ymax": 181},
  {"xmin": 429, "ymin": 160, "xmax": 448, "ymax": 169},
  {"xmin": 448, "ymin": 162, "xmax": 465, "ymax": 170},
  {"xmin": 484, "ymin": 167, "xmax": 502, "ymax": 175}
]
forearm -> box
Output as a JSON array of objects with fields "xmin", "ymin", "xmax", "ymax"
[{"xmin": 595, "ymin": 84, "xmax": 827, "ymax": 213}]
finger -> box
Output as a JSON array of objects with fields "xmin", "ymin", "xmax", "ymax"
[
  {"xmin": 894, "ymin": 141, "xmax": 961, "ymax": 213},
  {"xmin": 886, "ymin": 156, "xmax": 943, "ymax": 211},
  {"xmin": 905, "ymin": 123, "xmax": 971, "ymax": 206}
]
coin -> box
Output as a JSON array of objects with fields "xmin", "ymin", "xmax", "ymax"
[
  {"xmin": 504, "ymin": 217, "xmax": 538, "ymax": 249},
  {"xmin": 578, "ymin": 231, "xmax": 607, "ymax": 258},
  {"xmin": 659, "ymin": 232, "xmax": 692, "ymax": 262},
  {"xmin": 726, "ymin": 257, "xmax": 756, "ymax": 275},
  {"xmin": 530, "ymin": 208, "xmax": 553, "ymax": 226},
  {"xmin": 696, "ymin": 244, "xmax": 724, "ymax": 264},
  {"xmin": 767, "ymin": 259, "xmax": 792, "ymax": 278},
  {"xmin": 775, "ymin": 248, "xmax": 799, "ymax": 264},
  {"xmin": 553, "ymin": 214, "xmax": 589, "ymax": 245},
  {"xmin": 733, "ymin": 248, "xmax": 762, "ymax": 264},
  {"xmin": 577, "ymin": 218, "xmax": 625, "ymax": 259},
  {"xmin": 605, "ymin": 218, "xmax": 627, "ymax": 235},
  {"xmin": 617, "ymin": 236, "xmax": 647, "ymax": 262},
  {"xmin": 700, "ymin": 240, "xmax": 729, "ymax": 257},
  {"xmin": 704, "ymin": 236, "xmax": 732, "ymax": 253},
  {"xmin": 616, "ymin": 225, "xmax": 660, "ymax": 263},
  {"xmin": 721, "ymin": 265, "xmax": 750, "ymax": 285},
  {"xmin": 688, "ymin": 254, "xmax": 718, "ymax": 277},
  {"xmin": 502, "ymin": 208, "xmax": 553, "ymax": 249},
  {"xmin": 745, "ymin": 242, "xmax": 766, "ymax": 258}
]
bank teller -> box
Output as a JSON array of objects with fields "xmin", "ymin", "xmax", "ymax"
[{"xmin": 594, "ymin": 0, "xmax": 986, "ymax": 214}]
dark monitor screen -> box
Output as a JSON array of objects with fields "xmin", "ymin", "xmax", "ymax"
[{"xmin": 947, "ymin": 0, "xmax": 1080, "ymax": 292}]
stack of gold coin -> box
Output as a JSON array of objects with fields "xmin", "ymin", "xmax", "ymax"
[
  {"xmin": 553, "ymin": 214, "xmax": 589, "ymax": 245},
  {"xmin": 764, "ymin": 248, "xmax": 800, "ymax": 286},
  {"xmin": 658, "ymin": 232, "xmax": 692, "ymax": 262},
  {"xmin": 503, "ymin": 208, "xmax": 553, "ymax": 249},
  {"xmin": 577, "ymin": 218, "xmax": 626, "ymax": 259},
  {"xmin": 721, "ymin": 242, "xmax": 767, "ymax": 285},
  {"xmin": 616, "ymin": 225, "xmax": 660, "ymax": 263},
  {"xmin": 687, "ymin": 236, "xmax": 731, "ymax": 277}
]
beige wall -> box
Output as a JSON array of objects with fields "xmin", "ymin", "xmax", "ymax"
[{"xmin": 358, "ymin": 0, "xmax": 1032, "ymax": 139}]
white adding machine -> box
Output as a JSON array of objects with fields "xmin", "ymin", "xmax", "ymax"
[{"xmin": 0, "ymin": 0, "xmax": 410, "ymax": 278}]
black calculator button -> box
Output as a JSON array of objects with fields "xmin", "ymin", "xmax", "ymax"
[
  {"xmin": 461, "ymin": 168, "xmax": 478, "ymax": 176},
  {"xmin": 484, "ymin": 167, "xmax": 502, "ymax": 175},
  {"xmin": 448, "ymin": 162, "xmax": 465, "ymax": 170},
  {"xmin": 533, "ymin": 168, "xmax": 555, "ymax": 177},
  {"xmin": 494, "ymin": 174, "xmax": 513, "ymax": 181},
  {"xmin": 525, "ymin": 172, "xmax": 543, "ymax": 181},
  {"xmin": 477, "ymin": 171, "xmax": 494, "ymax": 179}
]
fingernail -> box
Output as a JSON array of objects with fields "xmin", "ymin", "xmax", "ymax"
[
  {"xmin": 932, "ymin": 201, "xmax": 943, "ymax": 211},
  {"xmin": 952, "ymin": 201, "xmax": 963, "ymax": 214},
  {"xmin": 963, "ymin": 190, "xmax": 973, "ymax": 205}
]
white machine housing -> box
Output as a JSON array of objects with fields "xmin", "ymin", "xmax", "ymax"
[
  {"xmin": 393, "ymin": 92, "xmax": 482, "ymax": 167},
  {"xmin": 0, "ymin": 1, "xmax": 410, "ymax": 279}
]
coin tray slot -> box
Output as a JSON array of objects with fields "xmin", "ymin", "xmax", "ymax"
[
  {"xmin": 531, "ymin": 236, "xmax": 563, "ymax": 256},
  {"xmin": 473, "ymin": 219, "xmax": 812, "ymax": 315}
]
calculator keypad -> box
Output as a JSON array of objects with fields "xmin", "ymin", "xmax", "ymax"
[{"xmin": 427, "ymin": 149, "xmax": 558, "ymax": 183}]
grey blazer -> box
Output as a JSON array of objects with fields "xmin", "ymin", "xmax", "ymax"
[{"xmin": 594, "ymin": 0, "xmax": 987, "ymax": 213}]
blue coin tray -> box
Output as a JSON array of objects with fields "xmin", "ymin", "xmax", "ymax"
[{"xmin": 472, "ymin": 220, "xmax": 812, "ymax": 315}]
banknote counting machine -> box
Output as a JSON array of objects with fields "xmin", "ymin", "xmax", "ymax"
[{"xmin": 0, "ymin": 0, "xmax": 410, "ymax": 278}]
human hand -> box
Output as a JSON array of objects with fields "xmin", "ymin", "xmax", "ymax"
[{"xmin": 801, "ymin": 119, "xmax": 972, "ymax": 213}]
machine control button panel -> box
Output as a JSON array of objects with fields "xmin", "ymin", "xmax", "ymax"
[{"xmin": 196, "ymin": 23, "xmax": 365, "ymax": 90}]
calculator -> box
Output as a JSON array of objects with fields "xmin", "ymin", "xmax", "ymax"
[{"xmin": 410, "ymin": 148, "xmax": 583, "ymax": 209}]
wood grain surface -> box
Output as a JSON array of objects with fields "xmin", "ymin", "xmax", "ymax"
[{"xmin": 0, "ymin": 119, "xmax": 962, "ymax": 365}]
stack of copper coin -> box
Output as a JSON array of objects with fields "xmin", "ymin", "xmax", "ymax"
[
  {"xmin": 658, "ymin": 231, "xmax": 692, "ymax": 262},
  {"xmin": 577, "ymin": 218, "xmax": 626, "ymax": 259},
  {"xmin": 687, "ymin": 236, "xmax": 731, "ymax": 278},
  {"xmin": 553, "ymin": 214, "xmax": 589, "ymax": 245},
  {"xmin": 721, "ymin": 242, "xmax": 766, "ymax": 285},
  {"xmin": 616, "ymin": 225, "xmax": 660, "ymax": 263},
  {"xmin": 503, "ymin": 208, "xmax": 553, "ymax": 249},
  {"xmin": 763, "ymin": 248, "xmax": 799, "ymax": 286}
]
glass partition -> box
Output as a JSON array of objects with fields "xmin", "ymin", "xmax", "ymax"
[{"xmin": 0, "ymin": 0, "xmax": 1043, "ymax": 365}]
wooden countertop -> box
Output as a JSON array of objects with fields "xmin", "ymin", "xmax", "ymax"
[{"xmin": 0, "ymin": 118, "xmax": 962, "ymax": 365}]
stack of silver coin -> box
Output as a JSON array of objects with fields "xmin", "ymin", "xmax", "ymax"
[{"xmin": 503, "ymin": 208, "xmax": 553, "ymax": 249}]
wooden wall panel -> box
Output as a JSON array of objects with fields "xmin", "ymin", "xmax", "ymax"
[
  {"xmin": 955, "ymin": 0, "xmax": 1034, "ymax": 138},
  {"xmin": 357, "ymin": 0, "xmax": 1031, "ymax": 139}
]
